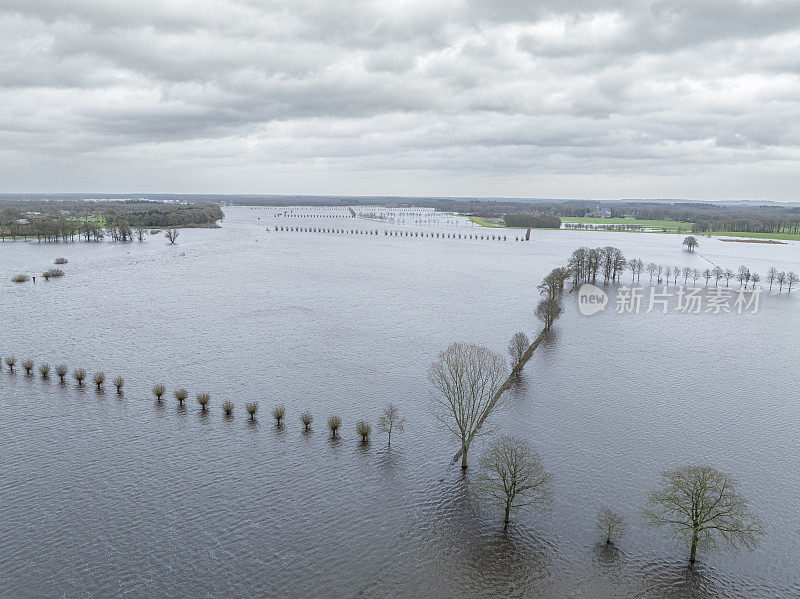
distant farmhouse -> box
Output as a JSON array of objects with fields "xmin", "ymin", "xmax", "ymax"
[{"xmin": 584, "ymin": 206, "xmax": 612, "ymax": 218}]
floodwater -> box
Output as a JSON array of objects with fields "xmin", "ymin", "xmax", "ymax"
[{"xmin": 1, "ymin": 206, "xmax": 799, "ymax": 598}]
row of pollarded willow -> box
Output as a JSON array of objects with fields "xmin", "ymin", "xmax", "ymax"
[
  {"xmin": 276, "ymin": 225, "xmax": 529, "ymax": 241},
  {"xmin": 0, "ymin": 356, "xmax": 124, "ymax": 392},
  {"xmin": 152, "ymin": 382, "xmax": 407, "ymax": 445},
  {"xmin": 634, "ymin": 262, "xmax": 797, "ymax": 291}
]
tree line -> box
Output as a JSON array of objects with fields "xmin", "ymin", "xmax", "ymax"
[{"xmin": 0, "ymin": 200, "xmax": 223, "ymax": 240}]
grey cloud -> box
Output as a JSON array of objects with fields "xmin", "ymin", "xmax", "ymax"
[{"xmin": 1, "ymin": 0, "xmax": 800, "ymax": 199}]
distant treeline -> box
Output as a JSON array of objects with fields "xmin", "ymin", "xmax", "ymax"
[
  {"xmin": 232, "ymin": 197, "xmax": 800, "ymax": 235},
  {"xmin": 0, "ymin": 200, "xmax": 223, "ymax": 239},
  {"xmin": 502, "ymin": 213, "xmax": 562, "ymax": 228}
]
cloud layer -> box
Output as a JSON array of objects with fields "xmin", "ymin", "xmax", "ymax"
[{"xmin": 2, "ymin": 0, "xmax": 800, "ymax": 199}]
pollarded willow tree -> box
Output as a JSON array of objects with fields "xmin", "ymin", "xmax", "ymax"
[
  {"xmin": 476, "ymin": 436, "xmax": 552, "ymax": 532},
  {"xmin": 429, "ymin": 342, "xmax": 508, "ymax": 469},
  {"xmin": 644, "ymin": 465, "xmax": 764, "ymax": 565}
]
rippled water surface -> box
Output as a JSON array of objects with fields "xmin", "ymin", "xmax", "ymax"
[{"xmin": 1, "ymin": 207, "xmax": 799, "ymax": 598}]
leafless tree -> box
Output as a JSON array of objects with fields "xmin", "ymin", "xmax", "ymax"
[
  {"xmin": 197, "ymin": 392, "xmax": 210, "ymax": 411},
  {"xmin": 356, "ymin": 420, "xmax": 372, "ymax": 443},
  {"xmin": 750, "ymin": 272, "xmax": 760, "ymax": 289},
  {"xmin": 272, "ymin": 404, "xmax": 286, "ymax": 426},
  {"xmin": 222, "ymin": 401, "xmax": 234, "ymax": 416},
  {"xmin": 327, "ymin": 414, "xmax": 342, "ymax": 437},
  {"xmin": 377, "ymin": 403, "xmax": 405, "ymax": 446},
  {"xmin": 644, "ymin": 465, "xmax": 764, "ymax": 565},
  {"xmin": 682, "ymin": 267, "xmax": 691, "ymax": 285},
  {"xmin": 536, "ymin": 297, "xmax": 563, "ymax": 330},
  {"xmin": 788, "ymin": 271, "xmax": 799, "ymax": 292},
  {"xmin": 703, "ymin": 269, "xmax": 712, "ymax": 286},
  {"xmin": 596, "ymin": 507, "xmax": 626, "ymax": 545},
  {"xmin": 174, "ymin": 388, "xmax": 188, "ymax": 405},
  {"xmin": 165, "ymin": 228, "xmax": 180, "ymax": 244},
  {"xmin": 93, "ymin": 372, "xmax": 105, "ymax": 389},
  {"xmin": 39, "ymin": 363, "xmax": 50, "ymax": 378},
  {"xmin": 113, "ymin": 376, "xmax": 124, "ymax": 394},
  {"xmin": 777, "ymin": 271, "xmax": 787, "ymax": 291},
  {"xmin": 22, "ymin": 359, "xmax": 34, "ymax": 375},
  {"xmin": 429, "ymin": 343, "xmax": 508, "ymax": 469},
  {"xmin": 246, "ymin": 401, "xmax": 259, "ymax": 420},
  {"xmin": 136, "ymin": 227, "xmax": 146, "ymax": 242},
  {"xmin": 73, "ymin": 369, "xmax": 86, "ymax": 386},
  {"xmin": 55, "ymin": 364, "xmax": 67, "ymax": 382},
  {"xmin": 507, "ymin": 332, "xmax": 530, "ymax": 369},
  {"xmin": 152, "ymin": 383, "xmax": 166, "ymax": 401},
  {"xmin": 300, "ymin": 411, "xmax": 313, "ymax": 430},
  {"xmin": 766, "ymin": 267, "xmax": 777, "ymax": 290},
  {"xmin": 723, "ymin": 268, "xmax": 734, "ymax": 286},
  {"xmin": 646, "ymin": 263, "xmax": 658, "ymax": 283},
  {"xmin": 682, "ymin": 236, "xmax": 699, "ymax": 252},
  {"xmin": 476, "ymin": 436, "xmax": 552, "ymax": 531}
]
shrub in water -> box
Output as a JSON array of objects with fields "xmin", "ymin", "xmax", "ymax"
[
  {"xmin": 54, "ymin": 257, "xmax": 68, "ymax": 265},
  {"xmin": 197, "ymin": 392, "xmax": 210, "ymax": 411},
  {"xmin": 73, "ymin": 369, "xmax": 86, "ymax": 385},
  {"xmin": 93, "ymin": 372, "xmax": 105, "ymax": 389},
  {"xmin": 39, "ymin": 363, "xmax": 50, "ymax": 378},
  {"xmin": 152, "ymin": 383, "xmax": 166, "ymax": 401},
  {"xmin": 5, "ymin": 356, "xmax": 16, "ymax": 371},
  {"xmin": 327, "ymin": 415, "xmax": 342, "ymax": 437},
  {"xmin": 113, "ymin": 376, "xmax": 124, "ymax": 394},
  {"xmin": 174, "ymin": 388, "xmax": 188, "ymax": 405},
  {"xmin": 222, "ymin": 401, "xmax": 234, "ymax": 416},
  {"xmin": 246, "ymin": 401, "xmax": 259, "ymax": 420},
  {"xmin": 272, "ymin": 404, "xmax": 286, "ymax": 426},
  {"xmin": 356, "ymin": 420, "xmax": 372, "ymax": 443},
  {"xmin": 55, "ymin": 364, "xmax": 68, "ymax": 382},
  {"xmin": 11, "ymin": 274, "xmax": 29, "ymax": 283},
  {"xmin": 22, "ymin": 359, "xmax": 34, "ymax": 375},
  {"xmin": 300, "ymin": 411, "xmax": 313, "ymax": 430}
]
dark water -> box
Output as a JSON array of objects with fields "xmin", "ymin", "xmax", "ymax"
[{"xmin": 1, "ymin": 207, "xmax": 799, "ymax": 598}]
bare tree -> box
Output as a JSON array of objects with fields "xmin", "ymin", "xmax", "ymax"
[
  {"xmin": 246, "ymin": 401, "xmax": 259, "ymax": 420},
  {"xmin": 788, "ymin": 271, "xmax": 799, "ymax": 292},
  {"xmin": 703, "ymin": 269, "xmax": 712, "ymax": 287},
  {"xmin": 272, "ymin": 404, "xmax": 286, "ymax": 426},
  {"xmin": 93, "ymin": 372, "xmax": 105, "ymax": 389},
  {"xmin": 646, "ymin": 263, "xmax": 658, "ymax": 283},
  {"xmin": 356, "ymin": 420, "xmax": 372, "ymax": 443},
  {"xmin": 750, "ymin": 272, "xmax": 760, "ymax": 289},
  {"xmin": 55, "ymin": 364, "xmax": 67, "ymax": 382},
  {"xmin": 682, "ymin": 236, "xmax": 699, "ymax": 252},
  {"xmin": 39, "ymin": 363, "xmax": 50, "ymax": 378},
  {"xmin": 429, "ymin": 343, "xmax": 508, "ymax": 469},
  {"xmin": 596, "ymin": 507, "xmax": 626, "ymax": 546},
  {"xmin": 22, "ymin": 359, "xmax": 34, "ymax": 375},
  {"xmin": 777, "ymin": 271, "xmax": 787, "ymax": 291},
  {"xmin": 644, "ymin": 465, "xmax": 764, "ymax": 565},
  {"xmin": 136, "ymin": 227, "xmax": 146, "ymax": 242},
  {"xmin": 300, "ymin": 411, "xmax": 313, "ymax": 430},
  {"xmin": 327, "ymin": 414, "xmax": 342, "ymax": 437},
  {"xmin": 152, "ymin": 383, "xmax": 166, "ymax": 401},
  {"xmin": 165, "ymin": 228, "xmax": 179, "ymax": 244},
  {"xmin": 476, "ymin": 436, "xmax": 552, "ymax": 531},
  {"xmin": 536, "ymin": 297, "xmax": 563, "ymax": 330},
  {"xmin": 766, "ymin": 267, "xmax": 777, "ymax": 290},
  {"xmin": 113, "ymin": 376, "xmax": 124, "ymax": 394},
  {"xmin": 73, "ymin": 368, "xmax": 86, "ymax": 386},
  {"xmin": 507, "ymin": 332, "xmax": 530, "ymax": 370},
  {"xmin": 682, "ymin": 267, "xmax": 691, "ymax": 285},
  {"xmin": 377, "ymin": 403, "xmax": 405, "ymax": 446},
  {"xmin": 197, "ymin": 392, "xmax": 210, "ymax": 412}
]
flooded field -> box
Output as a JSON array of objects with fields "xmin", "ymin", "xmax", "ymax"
[{"xmin": 1, "ymin": 206, "xmax": 799, "ymax": 598}]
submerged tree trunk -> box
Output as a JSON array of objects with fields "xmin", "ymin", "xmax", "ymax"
[
  {"xmin": 461, "ymin": 444, "xmax": 468, "ymax": 469},
  {"xmin": 690, "ymin": 530, "xmax": 699, "ymax": 564}
]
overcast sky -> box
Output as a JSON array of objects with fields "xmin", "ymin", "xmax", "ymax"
[{"xmin": 2, "ymin": 1, "xmax": 800, "ymax": 200}]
